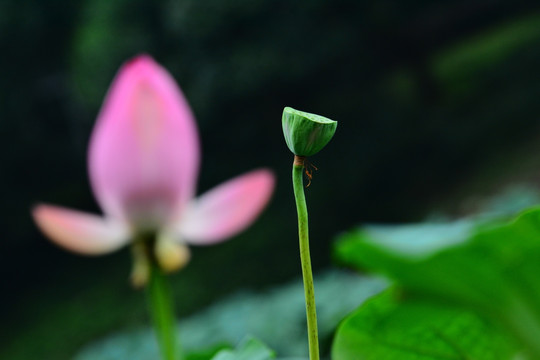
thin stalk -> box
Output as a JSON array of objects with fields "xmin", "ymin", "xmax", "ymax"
[
  {"xmin": 145, "ymin": 244, "xmax": 181, "ymax": 360},
  {"xmin": 292, "ymin": 155, "xmax": 320, "ymax": 360}
]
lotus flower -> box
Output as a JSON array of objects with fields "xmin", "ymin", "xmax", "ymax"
[{"xmin": 32, "ymin": 55, "xmax": 275, "ymax": 284}]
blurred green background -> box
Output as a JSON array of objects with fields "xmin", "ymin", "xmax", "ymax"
[{"xmin": 3, "ymin": 0, "xmax": 540, "ymax": 358}]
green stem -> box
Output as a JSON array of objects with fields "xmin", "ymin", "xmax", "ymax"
[
  {"xmin": 292, "ymin": 155, "xmax": 320, "ymax": 360},
  {"xmin": 147, "ymin": 255, "xmax": 181, "ymax": 360}
]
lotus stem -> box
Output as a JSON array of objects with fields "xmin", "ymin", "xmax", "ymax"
[
  {"xmin": 292, "ymin": 155, "xmax": 320, "ymax": 360},
  {"xmin": 137, "ymin": 237, "xmax": 181, "ymax": 360}
]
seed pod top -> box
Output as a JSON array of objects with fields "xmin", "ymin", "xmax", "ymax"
[{"xmin": 282, "ymin": 107, "xmax": 337, "ymax": 157}]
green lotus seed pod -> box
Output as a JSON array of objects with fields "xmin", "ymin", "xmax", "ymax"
[{"xmin": 282, "ymin": 107, "xmax": 337, "ymax": 157}]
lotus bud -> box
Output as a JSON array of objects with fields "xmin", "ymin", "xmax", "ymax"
[
  {"xmin": 282, "ymin": 107, "xmax": 337, "ymax": 157},
  {"xmin": 32, "ymin": 55, "xmax": 275, "ymax": 287}
]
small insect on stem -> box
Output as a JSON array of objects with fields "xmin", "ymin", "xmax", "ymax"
[{"xmin": 304, "ymin": 159, "xmax": 318, "ymax": 188}]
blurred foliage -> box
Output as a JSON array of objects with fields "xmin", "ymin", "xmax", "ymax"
[
  {"xmin": 187, "ymin": 344, "xmax": 232, "ymax": 360},
  {"xmin": 211, "ymin": 337, "xmax": 275, "ymax": 360},
  {"xmin": 73, "ymin": 270, "xmax": 385, "ymax": 360},
  {"xmin": 2, "ymin": 0, "xmax": 540, "ymax": 358},
  {"xmin": 333, "ymin": 206, "xmax": 540, "ymax": 358},
  {"xmin": 333, "ymin": 289, "xmax": 517, "ymax": 360}
]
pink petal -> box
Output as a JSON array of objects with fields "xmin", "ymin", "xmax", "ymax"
[
  {"xmin": 88, "ymin": 55, "xmax": 200, "ymax": 228},
  {"xmin": 32, "ymin": 204, "xmax": 129, "ymax": 255},
  {"xmin": 177, "ymin": 169, "xmax": 275, "ymax": 244}
]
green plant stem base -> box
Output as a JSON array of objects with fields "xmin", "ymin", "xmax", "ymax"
[
  {"xmin": 147, "ymin": 260, "xmax": 181, "ymax": 360},
  {"xmin": 292, "ymin": 156, "xmax": 320, "ymax": 360}
]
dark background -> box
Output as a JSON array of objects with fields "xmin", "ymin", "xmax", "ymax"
[{"xmin": 2, "ymin": 0, "xmax": 540, "ymax": 358}]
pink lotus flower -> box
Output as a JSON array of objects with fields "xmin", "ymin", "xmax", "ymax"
[{"xmin": 32, "ymin": 55, "xmax": 275, "ymax": 283}]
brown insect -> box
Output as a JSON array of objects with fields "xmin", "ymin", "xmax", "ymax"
[{"xmin": 304, "ymin": 159, "xmax": 318, "ymax": 188}]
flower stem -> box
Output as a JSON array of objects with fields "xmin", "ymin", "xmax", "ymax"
[
  {"xmin": 147, "ymin": 254, "xmax": 181, "ymax": 360},
  {"xmin": 292, "ymin": 155, "xmax": 320, "ymax": 360}
]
